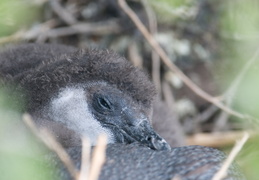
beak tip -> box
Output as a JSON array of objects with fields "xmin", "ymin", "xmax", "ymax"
[{"xmin": 151, "ymin": 137, "xmax": 171, "ymax": 151}]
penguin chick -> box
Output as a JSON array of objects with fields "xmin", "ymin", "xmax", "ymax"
[
  {"xmin": 0, "ymin": 43, "xmax": 169, "ymax": 150},
  {"xmin": 51, "ymin": 144, "xmax": 245, "ymax": 180}
]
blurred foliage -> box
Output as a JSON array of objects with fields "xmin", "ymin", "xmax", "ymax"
[
  {"xmin": 0, "ymin": 0, "xmax": 40, "ymax": 37},
  {"xmin": 220, "ymin": 0, "xmax": 259, "ymax": 179},
  {"xmin": 238, "ymin": 137, "xmax": 259, "ymax": 180},
  {"xmin": 0, "ymin": 0, "xmax": 258, "ymax": 178},
  {"xmin": 220, "ymin": 0, "xmax": 259, "ymax": 119},
  {"xmin": 221, "ymin": 0, "xmax": 259, "ymax": 37},
  {"xmin": 234, "ymin": 69, "xmax": 259, "ymax": 118},
  {"xmin": 149, "ymin": 0, "xmax": 191, "ymax": 23},
  {"xmin": 150, "ymin": 0, "xmax": 188, "ymax": 8},
  {"xmin": 0, "ymin": 89, "xmax": 58, "ymax": 180}
]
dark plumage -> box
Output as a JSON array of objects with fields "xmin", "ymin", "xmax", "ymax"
[{"xmin": 51, "ymin": 144, "xmax": 245, "ymax": 180}]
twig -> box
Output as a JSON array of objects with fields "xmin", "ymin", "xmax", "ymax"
[
  {"xmin": 141, "ymin": 0, "xmax": 161, "ymax": 96},
  {"xmin": 36, "ymin": 19, "xmax": 59, "ymax": 42},
  {"xmin": 88, "ymin": 135, "xmax": 107, "ymax": 180},
  {"xmin": 186, "ymin": 131, "xmax": 255, "ymax": 148},
  {"xmin": 79, "ymin": 137, "xmax": 91, "ymax": 180},
  {"xmin": 195, "ymin": 104, "xmax": 218, "ymax": 123},
  {"xmin": 50, "ymin": 0, "xmax": 77, "ymax": 25},
  {"xmin": 117, "ymin": 0, "xmax": 248, "ymax": 120},
  {"xmin": 0, "ymin": 20, "xmax": 58, "ymax": 44},
  {"xmin": 192, "ymin": 104, "xmax": 218, "ymax": 133},
  {"xmin": 213, "ymin": 111, "xmax": 230, "ymax": 132},
  {"xmin": 44, "ymin": 20, "xmax": 121, "ymax": 38},
  {"xmin": 0, "ymin": 20, "xmax": 120, "ymax": 44},
  {"xmin": 128, "ymin": 41, "xmax": 143, "ymax": 68},
  {"xmin": 212, "ymin": 133, "xmax": 249, "ymax": 180},
  {"xmin": 22, "ymin": 113, "xmax": 79, "ymax": 180},
  {"xmin": 0, "ymin": 30, "xmax": 26, "ymax": 44}
]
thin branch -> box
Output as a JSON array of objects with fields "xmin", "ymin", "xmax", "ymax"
[
  {"xmin": 128, "ymin": 41, "xmax": 143, "ymax": 68},
  {"xmin": 213, "ymin": 111, "xmax": 230, "ymax": 132},
  {"xmin": 88, "ymin": 135, "xmax": 107, "ymax": 180},
  {"xmin": 0, "ymin": 30, "xmax": 26, "ymax": 44},
  {"xmin": 212, "ymin": 132, "xmax": 249, "ymax": 180},
  {"xmin": 0, "ymin": 20, "xmax": 121, "ymax": 44},
  {"xmin": 22, "ymin": 113, "xmax": 79, "ymax": 180},
  {"xmin": 118, "ymin": 0, "xmax": 248, "ymax": 120},
  {"xmin": 50, "ymin": 0, "xmax": 77, "ymax": 25},
  {"xmin": 141, "ymin": 0, "xmax": 161, "ymax": 97},
  {"xmin": 44, "ymin": 20, "xmax": 121, "ymax": 38},
  {"xmin": 187, "ymin": 130, "xmax": 254, "ymax": 148},
  {"xmin": 195, "ymin": 104, "xmax": 218, "ymax": 123},
  {"xmin": 0, "ymin": 20, "xmax": 58, "ymax": 44}
]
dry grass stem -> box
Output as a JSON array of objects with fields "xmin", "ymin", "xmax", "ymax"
[
  {"xmin": 118, "ymin": 0, "xmax": 248, "ymax": 120},
  {"xmin": 88, "ymin": 135, "xmax": 107, "ymax": 180},
  {"xmin": 0, "ymin": 30, "xmax": 25, "ymax": 44},
  {"xmin": 40, "ymin": 129, "xmax": 79, "ymax": 180},
  {"xmin": 79, "ymin": 137, "xmax": 91, "ymax": 180},
  {"xmin": 212, "ymin": 132, "xmax": 249, "ymax": 180},
  {"xmin": 22, "ymin": 113, "xmax": 79, "ymax": 180},
  {"xmin": 187, "ymin": 131, "xmax": 254, "ymax": 148}
]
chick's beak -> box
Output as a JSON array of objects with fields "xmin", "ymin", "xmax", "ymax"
[{"xmin": 122, "ymin": 120, "xmax": 171, "ymax": 151}]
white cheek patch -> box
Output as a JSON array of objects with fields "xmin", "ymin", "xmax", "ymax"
[{"xmin": 48, "ymin": 87, "xmax": 115, "ymax": 145}]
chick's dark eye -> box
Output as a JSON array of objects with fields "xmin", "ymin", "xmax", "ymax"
[{"xmin": 98, "ymin": 97, "xmax": 111, "ymax": 110}]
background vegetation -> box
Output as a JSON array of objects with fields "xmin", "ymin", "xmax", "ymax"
[{"xmin": 0, "ymin": 0, "xmax": 259, "ymax": 179}]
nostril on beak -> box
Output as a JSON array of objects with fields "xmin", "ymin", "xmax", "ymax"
[
  {"xmin": 147, "ymin": 135, "xmax": 171, "ymax": 151},
  {"xmin": 146, "ymin": 136, "xmax": 152, "ymax": 142}
]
